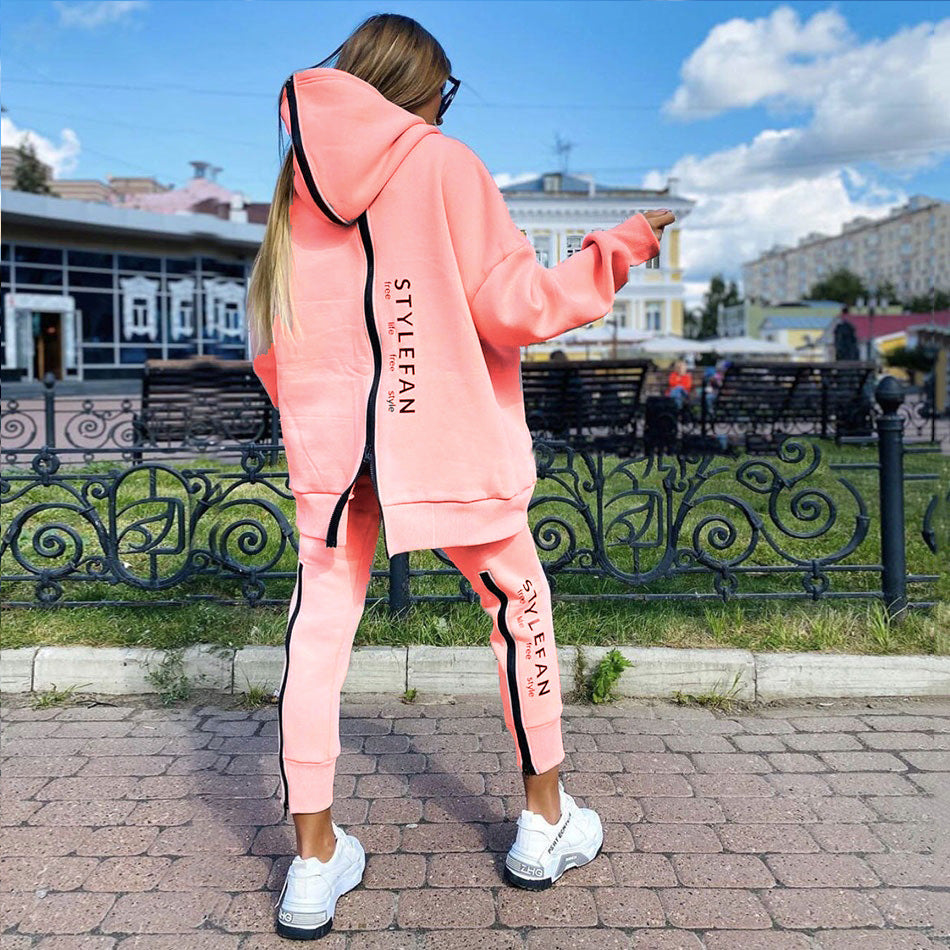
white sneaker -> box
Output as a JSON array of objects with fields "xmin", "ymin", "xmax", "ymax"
[
  {"xmin": 274, "ymin": 821, "xmax": 366, "ymax": 940},
  {"xmin": 504, "ymin": 778, "xmax": 604, "ymax": 890}
]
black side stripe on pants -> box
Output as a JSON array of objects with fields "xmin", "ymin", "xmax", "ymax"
[
  {"xmin": 479, "ymin": 569, "xmax": 537, "ymax": 775},
  {"xmin": 277, "ymin": 561, "xmax": 304, "ymax": 819}
]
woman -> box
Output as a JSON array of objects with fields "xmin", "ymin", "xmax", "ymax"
[
  {"xmin": 247, "ymin": 13, "xmax": 673, "ymax": 940},
  {"xmin": 666, "ymin": 358, "xmax": 693, "ymax": 407}
]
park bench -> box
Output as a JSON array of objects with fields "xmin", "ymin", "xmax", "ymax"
[
  {"xmin": 520, "ymin": 358, "xmax": 653, "ymax": 454},
  {"xmin": 131, "ymin": 356, "xmax": 277, "ymax": 459},
  {"xmin": 704, "ymin": 360, "xmax": 876, "ymax": 447}
]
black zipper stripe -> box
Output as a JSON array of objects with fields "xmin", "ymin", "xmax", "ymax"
[
  {"xmin": 276, "ymin": 561, "xmax": 304, "ymax": 819},
  {"xmin": 325, "ymin": 211, "xmax": 385, "ymax": 547},
  {"xmin": 283, "ymin": 77, "xmax": 349, "ymax": 227},
  {"xmin": 479, "ymin": 569, "xmax": 536, "ymax": 775}
]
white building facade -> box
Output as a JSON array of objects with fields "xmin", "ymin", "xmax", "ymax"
[{"xmin": 502, "ymin": 173, "xmax": 694, "ymax": 359}]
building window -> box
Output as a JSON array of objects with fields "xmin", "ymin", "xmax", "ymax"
[
  {"xmin": 119, "ymin": 275, "xmax": 159, "ymax": 341},
  {"xmin": 533, "ymin": 234, "xmax": 552, "ymax": 268},
  {"xmin": 542, "ymin": 173, "xmax": 561, "ymax": 193},
  {"xmin": 645, "ymin": 301, "xmax": 662, "ymax": 332},
  {"xmin": 609, "ymin": 301, "xmax": 628, "ymax": 329},
  {"xmin": 168, "ymin": 277, "xmax": 196, "ymax": 341},
  {"xmin": 645, "ymin": 248, "xmax": 661, "ymax": 269},
  {"xmin": 565, "ymin": 234, "xmax": 583, "ymax": 258}
]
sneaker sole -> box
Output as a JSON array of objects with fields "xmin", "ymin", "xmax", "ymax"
[
  {"xmin": 275, "ymin": 850, "xmax": 365, "ymax": 940},
  {"xmin": 503, "ymin": 836, "xmax": 604, "ymax": 891}
]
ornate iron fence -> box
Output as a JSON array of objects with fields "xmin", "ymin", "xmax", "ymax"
[{"xmin": 1, "ymin": 375, "xmax": 945, "ymax": 613}]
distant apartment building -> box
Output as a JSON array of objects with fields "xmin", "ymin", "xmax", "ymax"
[
  {"xmin": 741, "ymin": 195, "xmax": 949, "ymax": 305},
  {"xmin": 501, "ymin": 172, "xmax": 694, "ymax": 359}
]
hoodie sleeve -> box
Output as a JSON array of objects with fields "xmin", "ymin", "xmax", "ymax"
[{"xmin": 441, "ymin": 141, "xmax": 661, "ymax": 348}]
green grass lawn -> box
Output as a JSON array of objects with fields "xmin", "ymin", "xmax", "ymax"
[{"xmin": 2, "ymin": 439, "xmax": 947, "ymax": 656}]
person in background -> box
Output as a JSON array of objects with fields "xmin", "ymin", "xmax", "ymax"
[{"xmin": 666, "ymin": 358, "xmax": 693, "ymax": 407}]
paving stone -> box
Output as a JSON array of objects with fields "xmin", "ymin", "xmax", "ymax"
[
  {"xmin": 2, "ymin": 695, "xmax": 945, "ymax": 947},
  {"xmin": 496, "ymin": 886, "xmax": 597, "ymax": 928},
  {"xmin": 15, "ymin": 892, "xmax": 116, "ymax": 934},
  {"xmin": 671, "ymin": 854, "xmax": 775, "ymax": 888},
  {"xmin": 763, "ymin": 888, "xmax": 885, "ymax": 928},
  {"xmin": 593, "ymin": 887, "xmax": 665, "ymax": 927},
  {"xmin": 819, "ymin": 751, "xmax": 907, "ymax": 771},
  {"xmin": 641, "ymin": 797, "xmax": 725, "ymax": 823},
  {"xmin": 865, "ymin": 852, "xmax": 950, "ymax": 887},
  {"xmin": 0, "ymin": 855, "xmax": 99, "ymax": 892},
  {"xmin": 814, "ymin": 932, "xmax": 938, "ymax": 949},
  {"xmin": 718, "ymin": 796, "xmax": 817, "ymax": 823},
  {"xmin": 658, "ymin": 887, "xmax": 771, "ymax": 929},
  {"xmin": 718, "ymin": 824, "xmax": 819, "ymax": 853},
  {"xmin": 609, "ymin": 853, "xmax": 677, "ymax": 887},
  {"xmin": 765, "ymin": 853, "xmax": 881, "ymax": 887},
  {"xmin": 631, "ymin": 824, "xmax": 723, "ymax": 853},
  {"xmin": 807, "ymin": 823, "xmax": 886, "ymax": 853},
  {"xmin": 703, "ymin": 934, "xmax": 812, "ymax": 949}
]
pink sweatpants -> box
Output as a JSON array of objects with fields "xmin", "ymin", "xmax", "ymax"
[{"xmin": 276, "ymin": 465, "xmax": 565, "ymax": 817}]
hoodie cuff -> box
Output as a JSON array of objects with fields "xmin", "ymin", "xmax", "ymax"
[{"xmin": 608, "ymin": 212, "xmax": 662, "ymax": 264}]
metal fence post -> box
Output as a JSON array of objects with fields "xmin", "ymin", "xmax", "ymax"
[
  {"xmin": 875, "ymin": 375, "xmax": 907, "ymax": 617},
  {"xmin": 268, "ymin": 407, "xmax": 280, "ymax": 465},
  {"xmin": 43, "ymin": 372, "xmax": 56, "ymax": 448},
  {"xmin": 389, "ymin": 552, "xmax": 411, "ymax": 619}
]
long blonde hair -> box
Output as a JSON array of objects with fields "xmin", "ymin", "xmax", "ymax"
[{"xmin": 246, "ymin": 14, "xmax": 452, "ymax": 354}]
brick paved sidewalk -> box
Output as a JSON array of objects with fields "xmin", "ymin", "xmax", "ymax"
[{"xmin": 1, "ymin": 692, "xmax": 948, "ymax": 949}]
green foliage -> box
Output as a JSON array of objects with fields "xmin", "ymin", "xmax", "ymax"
[
  {"xmin": 13, "ymin": 140, "xmax": 53, "ymax": 194},
  {"xmin": 672, "ymin": 671, "xmax": 748, "ymax": 712},
  {"xmin": 806, "ymin": 268, "xmax": 867, "ymax": 308},
  {"xmin": 885, "ymin": 345, "xmax": 936, "ymax": 385},
  {"xmin": 589, "ymin": 648, "xmax": 634, "ymax": 704},
  {"xmin": 571, "ymin": 647, "xmax": 633, "ymax": 704},
  {"xmin": 400, "ymin": 687, "xmax": 418, "ymax": 703},
  {"xmin": 30, "ymin": 682, "xmax": 90, "ymax": 709},
  {"xmin": 906, "ymin": 289, "xmax": 950, "ymax": 312},
  {"xmin": 143, "ymin": 648, "xmax": 191, "ymax": 705},
  {"xmin": 688, "ymin": 274, "xmax": 741, "ymax": 339}
]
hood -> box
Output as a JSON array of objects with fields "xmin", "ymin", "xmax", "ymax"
[{"xmin": 279, "ymin": 67, "xmax": 442, "ymax": 225}]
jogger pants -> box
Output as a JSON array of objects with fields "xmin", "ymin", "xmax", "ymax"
[{"xmin": 277, "ymin": 465, "xmax": 565, "ymax": 817}]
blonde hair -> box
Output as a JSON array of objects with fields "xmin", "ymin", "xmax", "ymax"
[{"xmin": 246, "ymin": 14, "xmax": 451, "ymax": 354}]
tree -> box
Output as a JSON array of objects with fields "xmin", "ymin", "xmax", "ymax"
[
  {"xmin": 13, "ymin": 138, "xmax": 53, "ymax": 194},
  {"xmin": 905, "ymin": 289, "xmax": 950, "ymax": 313},
  {"xmin": 696, "ymin": 274, "xmax": 740, "ymax": 339},
  {"xmin": 806, "ymin": 268, "xmax": 866, "ymax": 308},
  {"xmin": 885, "ymin": 345, "xmax": 936, "ymax": 387}
]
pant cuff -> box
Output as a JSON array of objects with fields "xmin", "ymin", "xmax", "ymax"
[
  {"xmin": 284, "ymin": 758, "xmax": 336, "ymax": 814},
  {"xmin": 522, "ymin": 718, "xmax": 566, "ymax": 775}
]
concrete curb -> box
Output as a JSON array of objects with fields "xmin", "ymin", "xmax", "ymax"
[{"xmin": 2, "ymin": 644, "xmax": 948, "ymax": 700}]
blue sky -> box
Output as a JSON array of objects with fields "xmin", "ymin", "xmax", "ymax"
[{"xmin": 2, "ymin": 0, "xmax": 947, "ymax": 308}]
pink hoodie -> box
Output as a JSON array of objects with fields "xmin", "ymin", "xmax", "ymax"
[{"xmin": 251, "ymin": 68, "xmax": 661, "ymax": 558}]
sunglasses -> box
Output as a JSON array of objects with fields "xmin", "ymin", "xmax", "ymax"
[{"xmin": 436, "ymin": 76, "xmax": 460, "ymax": 125}]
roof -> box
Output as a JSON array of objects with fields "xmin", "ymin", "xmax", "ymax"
[
  {"xmin": 834, "ymin": 311, "xmax": 950, "ymax": 342},
  {"xmin": 500, "ymin": 172, "xmax": 663, "ymax": 199},
  {"xmin": 1, "ymin": 187, "xmax": 265, "ymax": 250},
  {"xmin": 760, "ymin": 316, "xmax": 836, "ymax": 330}
]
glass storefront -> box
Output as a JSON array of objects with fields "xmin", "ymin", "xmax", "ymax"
[{"xmin": 1, "ymin": 241, "xmax": 252, "ymax": 380}]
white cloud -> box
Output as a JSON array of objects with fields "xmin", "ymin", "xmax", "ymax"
[
  {"xmin": 53, "ymin": 1, "xmax": 148, "ymax": 29},
  {"xmin": 1, "ymin": 115, "xmax": 82, "ymax": 177},
  {"xmin": 650, "ymin": 6, "xmax": 949, "ymax": 310}
]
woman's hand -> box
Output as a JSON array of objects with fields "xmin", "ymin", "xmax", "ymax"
[{"xmin": 643, "ymin": 209, "xmax": 675, "ymax": 243}]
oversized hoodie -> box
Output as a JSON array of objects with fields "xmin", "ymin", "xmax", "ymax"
[{"xmin": 250, "ymin": 67, "xmax": 661, "ymax": 558}]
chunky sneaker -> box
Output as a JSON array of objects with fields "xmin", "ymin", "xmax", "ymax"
[
  {"xmin": 504, "ymin": 778, "xmax": 604, "ymax": 890},
  {"xmin": 274, "ymin": 821, "xmax": 366, "ymax": 940}
]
